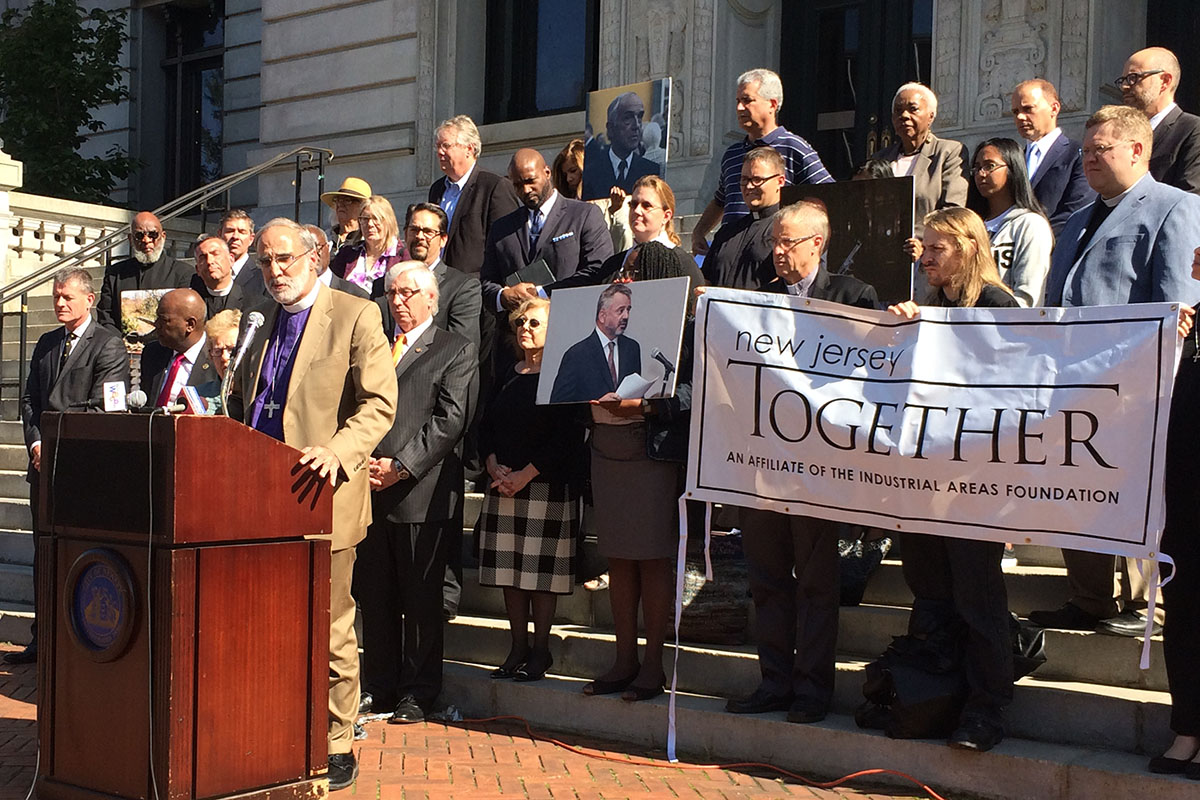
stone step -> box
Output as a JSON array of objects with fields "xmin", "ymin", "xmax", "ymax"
[
  {"xmin": 0, "ymin": 562, "xmax": 33, "ymax": 605},
  {"xmin": 440, "ymin": 660, "xmax": 1191, "ymax": 800},
  {"xmin": 0, "ymin": 445, "xmax": 30, "ymax": 471},
  {"xmin": 0, "ymin": 421, "xmax": 25, "ymax": 445},
  {"xmin": 863, "ymin": 559, "xmax": 1068, "ymax": 616},
  {"xmin": 0, "ymin": 529, "xmax": 33, "ymax": 566},
  {"xmin": 457, "ymin": 566, "xmax": 1166, "ymax": 692},
  {"xmin": 0, "ymin": 600, "xmax": 33, "ymax": 645},
  {"xmin": 0, "ymin": 497, "xmax": 31, "ymax": 530},
  {"xmin": 445, "ymin": 613, "xmax": 1169, "ymax": 753},
  {"xmin": 0, "ymin": 469, "xmax": 29, "ymax": 499}
]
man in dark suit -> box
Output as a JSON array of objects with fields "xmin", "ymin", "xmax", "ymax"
[
  {"xmin": 9, "ymin": 268, "xmax": 130, "ymax": 665},
  {"xmin": 1121, "ymin": 47, "xmax": 1200, "ymax": 194},
  {"xmin": 581, "ymin": 92, "xmax": 661, "ymax": 200},
  {"xmin": 428, "ymin": 115, "xmax": 521, "ymax": 275},
  {"xmin": 228, "ymin": 218, "xmax": 396, "ymax": 791},
  {"xmin": 306, "ymin": 224, "xmax": 369, "ymax": 300},
  {"xmin": 140, "ymin": 288, "xmax": 215, "ymax": 406},
  {"xmin": 220, "ymin": 209, "xmax": 266, "ymax": 298},
  {"xmin": 1011, "ymin": 79, "xmax": 1091, "ymax": 235},
  {"xmin": 550, "ymin": 284, "xmax": 641, "ymax": 403},
  {"xmin": 1033, "ymin": 105, "xmax": 1200, "ymax": 639},
  {"xmin": 724, "ymin": 201, "xmax": 876, "ymax": 727},
  {"xmin": 481, "ymin": 148, "xmax": 614, "ymax": 312},
  {"xmin": 189, "ymin": 236, "xmax": 246, "ymax": 318},
  {"xmin": 97, "ymin": 211, "xmax": 193, "ymax": 335},
  {"xmin": 355, "ymin": 262, "xmax": 476, "ymax": 724}
]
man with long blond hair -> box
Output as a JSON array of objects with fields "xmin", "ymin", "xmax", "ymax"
[{"xmin": 917, "ymin": 207, "xmax": 1014, "ymax": 308}]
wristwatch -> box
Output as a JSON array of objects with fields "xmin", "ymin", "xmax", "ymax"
[{"xmin": 394, "ymin": 461, "xmax": 410, "ymax": 480}]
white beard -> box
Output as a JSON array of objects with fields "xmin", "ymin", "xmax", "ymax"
[{"xmin": 132, "ymin": 239, "xmax": 166, "ymax": 265}]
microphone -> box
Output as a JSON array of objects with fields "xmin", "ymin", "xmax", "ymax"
[
  {"xmin": 651, "ymin": 347, "xmax": 676, "ymax": 374},
  {"xmin": 220, "ymin": 310, "xmax": 266, "ymax": 414},
  {"xmin": 66, "ymin": 399, "xmax": 104, "ymax": 410},
  {"xmin": 128, "ymin": 390, "xmax": 148, "ymax": 409}
]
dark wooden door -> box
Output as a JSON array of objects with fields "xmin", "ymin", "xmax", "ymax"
[{"xmin": 780, "ymin": 0, "xmax": 933, "ymax": 180}]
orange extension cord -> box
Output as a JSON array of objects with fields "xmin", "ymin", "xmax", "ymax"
[{"xmin": 463, "ymin": 714, "xmax": 952, "ymax": 800}]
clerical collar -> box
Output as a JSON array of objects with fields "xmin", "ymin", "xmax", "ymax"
[
  {"xmin": 1102, "ymin": 172, "xmax": 1150, "ymax": 207},
  {"xmin": 209, "ymin": 282, "xmax": 233, "ymax": 297},
  {"xmin": 750, "ymin": 203, "xmax": 780, "ymax": 221},
  {"xmin": 283, "ymin": 280, "xmax": 322, "ymax": 313}
]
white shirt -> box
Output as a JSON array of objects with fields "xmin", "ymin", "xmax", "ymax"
[
  {"xmin": 608, "ymin": 147, "xmax": 632, "ymax": 180},
  {"xmin": 230, "ymin": 253, "xmax": 250, "ymax": 278},
  {"xmin": 892, "ymin": 153, "xmax": 919, "ymax": 177},
  {"xmin": 394, "ymin": 316, "xmax": 433, "ymax": 361},
  {"xmin": 1150, "ymin": 102, "xmax": 1178, "ymax": 130},
  {"xmin": 164, "ymin": 334, "xmax": 208, "ymax": 404},
  {"xmin": 1025, "ymin": 127, "xmax": 1062, "ymax": 179}
]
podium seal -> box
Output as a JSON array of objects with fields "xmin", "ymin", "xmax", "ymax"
[{"xmin": 64, "ymin": 548, "xmax": 136, "ymax": 662}]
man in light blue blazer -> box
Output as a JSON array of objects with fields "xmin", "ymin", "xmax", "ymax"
[{"xmin": 1035, "ymin": 104, "xmax": 1200, "ymax": 637}]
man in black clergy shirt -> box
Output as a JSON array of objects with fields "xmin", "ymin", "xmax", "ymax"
[
  {"xmin": 97, "ymin": 211, "xmax": 192, "ymax": 335},
  {"xmin": 703, "ymin": 146, "xmax": 786, "ymax": 290}
]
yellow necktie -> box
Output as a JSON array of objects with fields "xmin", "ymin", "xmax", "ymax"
[{"xmin": 392, "ymin": 334, "xmax": 407, "ymax": 366}]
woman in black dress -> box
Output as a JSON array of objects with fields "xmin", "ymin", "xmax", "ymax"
[{"xmin": 477, "ymin": 297, "xmax": 585, "ymax": 682}]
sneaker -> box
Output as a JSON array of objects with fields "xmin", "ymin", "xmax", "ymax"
[{"xmin": 1001, "ymin": 544, "xmax": 1017, "ymax": 568}]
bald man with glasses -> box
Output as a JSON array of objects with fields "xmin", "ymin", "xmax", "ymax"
[
  {"xmin": 97, "ymin": 211, "xmax": 193, "ymax": 335},
  {"xmin": 1120, "ymin": 46, "xmax": 1200, "ymax": 193}
]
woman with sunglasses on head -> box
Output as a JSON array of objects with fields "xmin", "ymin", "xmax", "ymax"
[
  {"xmin": 330, "ymin": 195, "xmax": 408, "ymax": 297},
  {"xmin": 476, "ymin": 297, "xmax": 587, "ymax": 682},
  {"xmin": 966, "ymin": 137, "xmax": 1054, "ymax": 307}
]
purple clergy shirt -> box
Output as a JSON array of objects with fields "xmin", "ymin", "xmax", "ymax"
[{"xmin": 249, "ymin": 306, "xmax": 313, "ymax": 441}]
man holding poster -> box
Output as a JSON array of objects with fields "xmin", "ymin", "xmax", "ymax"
[{"xmin": 724, "ymin": 202, "xmax": 876, "ymax": 723}]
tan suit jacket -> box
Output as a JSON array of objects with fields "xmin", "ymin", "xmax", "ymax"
[
  {"xmin": 878, "ymin": 132, "xmax": 969, "ymax": 237},
  {"xmin": 230, "ymin": 284, "xmax": 397, "ymax": 550}
]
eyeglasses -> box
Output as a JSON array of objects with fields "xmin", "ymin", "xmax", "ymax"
[
  {"xmin": 256, "ymin": 248, "xmax": 313, "ymax": 270},
  {"xmin": 972, "ymin": 161, "xmax": 1008, "ymax": 175},
  {"xmin": 512, "ymin": 316, "xmax": 542, "ymax": 330},
  {"xmin": 436, "ymin": 140, "xmax": 465, "ymax": 153},
  {"xmin": 358, "ymin": 216, "xmax": 382, "ymax": 227},
  {"xmin": 772, "ymin": 233, "xmax": 818, "ymax": 252},
  {"xmin": 405, "ymin": 225, "xmax": 445, "ymax": 239},
  {"xmin": 209, "ymin": 345, "xmax": 236, "ymax": 358},
  {"xmin": 1081, "ymin": 141, "xmax": 1132, "ymax": 159},
  {"xmin": 132, "ymin": 230, "xmax": 161, "ymax": 242},
  {"xmin": 387, "ymin": 287, "xmax": 421, "ymax": 301},
  {"xmin": 739, "ymin": 173, "xmax": 781, "ymax": 189},
  {"xmin": 1114, "ymin": 69, "xmax": 1165, "ymax": 89}
]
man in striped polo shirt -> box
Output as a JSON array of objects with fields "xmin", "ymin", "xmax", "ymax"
[{"xmin": 691, "ymin": 68, "xmax": 833, "ymax": 257}]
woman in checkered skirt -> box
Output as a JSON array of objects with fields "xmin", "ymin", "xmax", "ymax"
[{"xmin": 478, "ymin": 297, "xmax": 586, "ymax": 683}]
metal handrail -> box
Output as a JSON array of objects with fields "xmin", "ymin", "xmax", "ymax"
[{"xmin": 0, "ymin": 145, "xmax": 334, "ymax": 304}]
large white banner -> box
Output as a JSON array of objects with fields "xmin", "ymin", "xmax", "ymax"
[{"xmin": 687, "ymin": 288, "xmax": 1182, "ymax": 559}]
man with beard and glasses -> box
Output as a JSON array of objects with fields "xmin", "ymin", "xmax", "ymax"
[
  {"xmin": 227, "ymin": 218, "xmax": 395, "ymax": 792},
  {"xmin": 97, "ymin": 211, "xmax": 193, "ymax": 336}
]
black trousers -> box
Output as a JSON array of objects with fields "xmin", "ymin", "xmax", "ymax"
[
  {"xmin": 354, "ymin": 518, "xmax": 452, "ymax": 709},
  {"xmin": 741, "ymin": 508, "xmax": 840, "ymax": 712},
  {"xmin": 901, "ymin": 533, "xmax": 1012, "ymax": 724},
  {"xmin": 1163, "ymin": 353, "xmax": 1200, "ymax": 735}
]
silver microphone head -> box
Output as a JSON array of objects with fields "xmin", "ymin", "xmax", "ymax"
[
  {"xmin": 128, "ymin": 389, "xmax": 148, "ymax": 409},
  {"xmin": 246, "ymin": 310, "xmax": 265, "ymax": 328}
]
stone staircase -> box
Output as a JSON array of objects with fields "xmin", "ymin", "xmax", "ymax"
[
  {"xmin": 441, "ymin": 495, "xmax": 1187, "ymax": 800},
  {"xmin": 0, "ymin": 419, "xmax": 33, "ymax": 645}
]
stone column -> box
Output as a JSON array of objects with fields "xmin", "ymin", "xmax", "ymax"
[{"xmin": 0, "ymin": 148, "xmax": 24, "ymax": 287}]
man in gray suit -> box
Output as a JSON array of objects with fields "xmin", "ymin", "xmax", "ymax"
[
  {"xmin": 480, "ymin": 148, "xmax": 613, "ymax": 312},
  {"xmin": 1033, "ymin": 104, "xmax": 1200, "ymax": 637}
]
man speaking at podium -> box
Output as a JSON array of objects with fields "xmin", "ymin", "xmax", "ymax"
[{"xmin": 228, "ymin": 218, "xmax": 396, "ymax": 791}]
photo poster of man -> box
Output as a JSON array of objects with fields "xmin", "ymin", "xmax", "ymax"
[
  {"xmin": 120, "ymin": 288, "xmax": 172, "ymax": 338},
  {"xmin": 581, "ymin": 78, "xmax": 671, "ymax": 201},
  {"xmin": 781, "ymin": 176, "xmax": 915, "ymax": 305},
  {"xmin": 537, "ymin": 276, "xmax": 690, "ymax": 406}
]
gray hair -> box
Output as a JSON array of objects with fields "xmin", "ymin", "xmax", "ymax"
[
  {"xmin": 436, "ymin": 115, "xmax": 482, "ymax": 159},
  {"xmin": 53, "ymin": 267, "xmax": 95, "ymax": 294},
  {"xmin": 256, "ymin": 217, "xmax": 318, "ymax": 252},
  {"xmin": 892, "ymin": 82, "xmax": 938, "ymax": 116},
  {"xmin": 775, "ymin": 201, "xmax": 831, "ymax": 253},
  {"xmin": 193, "ymin": 234, "xmax": 231, "ymax": 258},
  {"xmin": 384, "ymin": 261, "xmax": 441, "ymax": 315},
  {"xmin": 737, "ymin": 68, "xmax": 784, "ymax": 112},
  {"xmin": 595, "ymin": 283, "xmax": 632, "ymax": 319}
]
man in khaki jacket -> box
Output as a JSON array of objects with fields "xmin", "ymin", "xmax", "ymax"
[{"xmin": 229, "ymin": 217, "xmax": 396, "ymax": 792}]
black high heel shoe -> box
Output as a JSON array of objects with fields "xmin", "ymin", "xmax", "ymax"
[
  {"xmin": 491, "ymin": 649, "xmax": 529, "ymax": 680},
  {"xmin": 513, "ymin": 649, "xmax": 553, "ymax": 682}
]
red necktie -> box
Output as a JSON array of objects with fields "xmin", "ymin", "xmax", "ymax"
[
  {"xmin": 607, "ymin": 341, "xmax": 617, "ymax": 386},
  {"xmin": 156, "ymin": 353, "xmax": 186, "ymax": 407}
]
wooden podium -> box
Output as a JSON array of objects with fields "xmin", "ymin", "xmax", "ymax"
[{"xmin": 35, "ymin": 412, "xmax": 333, "ymax": 800}]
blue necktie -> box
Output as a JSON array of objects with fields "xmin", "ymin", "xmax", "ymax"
[{"xmin": 528, "ymin": 208, "xmax": 543, "ymax": 260}]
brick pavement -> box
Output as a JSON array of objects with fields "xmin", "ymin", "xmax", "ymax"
[{"xmin": 0, "ymin": 644, "xmax": 927, "ymax": 800}]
